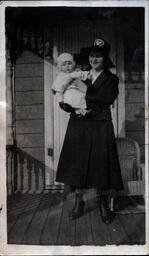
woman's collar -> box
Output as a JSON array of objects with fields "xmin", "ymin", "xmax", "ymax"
[{"xmin": 90, "ymin": 69, "xmax": 104, "ymax": 83}]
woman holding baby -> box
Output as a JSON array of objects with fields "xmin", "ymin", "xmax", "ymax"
[{"xmin": 52, "ymin": 38, "xmax": 123, "ymax": 224}]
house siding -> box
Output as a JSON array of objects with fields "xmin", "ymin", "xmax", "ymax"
[
  {"xmin": 15, "ymin": 51, "xmax": 45, "ymax": 163},
  {"xmin": 125, "ymin": 72, "xmax": 145, "ymax": 163}
]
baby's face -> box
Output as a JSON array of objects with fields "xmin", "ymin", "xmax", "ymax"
[{"xmin": 60, "ymin": 61, "xmax": 74, "ymax": 73}]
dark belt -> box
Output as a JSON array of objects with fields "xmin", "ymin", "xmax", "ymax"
[{"xmin": 70, "ymin": 107, "xmax": 112, "ymax": 121}]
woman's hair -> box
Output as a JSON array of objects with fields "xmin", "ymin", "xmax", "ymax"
[
  {"xmin": 103, "ymin": 56, "xmax": 115, "ymax": 69},
  {"xmin": 89, "ymin": 49, "xmax": 114, "ymax": 69}
]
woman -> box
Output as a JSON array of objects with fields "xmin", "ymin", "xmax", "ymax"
[{"xmin": 56, "ymin": 38, "xmax": 124, "ymax": 224}]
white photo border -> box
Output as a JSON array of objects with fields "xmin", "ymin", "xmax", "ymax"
[{"xmin": 0, "ymin": 0, "xmax": 148, "ymax": 255}]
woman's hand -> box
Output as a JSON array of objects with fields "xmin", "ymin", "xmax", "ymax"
[
  {"xmin": 59, "ymin": 102, "xmax": 74, "ymax": 113},
  {"xmin": 70, "ymin": 71, "xmax": 82, "ymax": 79},
  {"xmin": 75, "ymin": 109, "xmax": 91, "ymax": 116}
]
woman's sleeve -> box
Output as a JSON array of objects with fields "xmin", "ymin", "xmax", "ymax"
[
  {"xmin": 52, "ymin": 74, "xmax": 72, "ymax": 93},
  {"xmin": 87, "ymin": 75, "xmax": 119, "ymax": 106}
]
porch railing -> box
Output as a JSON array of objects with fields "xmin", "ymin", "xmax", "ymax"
[
  {"xmin": 6, "ymin": 145, "xmax": 45, "ymax": 195},
  {"xmin": 6, "ymin": 137, "xmax": 145, "ymax": 196}
]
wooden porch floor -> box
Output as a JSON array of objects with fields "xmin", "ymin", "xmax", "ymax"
[{"xmin": 7, "ymin": 191, "xmax": 145, "ymax": 245}]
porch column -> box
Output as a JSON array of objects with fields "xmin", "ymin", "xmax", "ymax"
[
  {"xmin": 44, "ymin": 56, "xmax": 54, "ymax": 189},
  {"xmin": 6, "ymin": 59, "xmax": 15, "ymax": 195},
  {"xmin": 6, "ymin": 59, "xmax": 14, "ymax": 145}
]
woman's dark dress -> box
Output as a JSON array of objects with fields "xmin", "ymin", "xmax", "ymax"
[{"xmin": 56, "ymin": 69, "xmax": 123, "ymax": 190}]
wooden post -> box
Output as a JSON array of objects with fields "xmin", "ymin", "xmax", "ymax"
[
  {"xmin": 44, "ymin": 54, "xmax": 54, "ymax": 188},
  {"xmin": 115, "ymin": 27, "xmax": 125, "ymax": 137},
  {"xmin": 6, "ymin": 60, "xmax": 13, "ymax": 145}
]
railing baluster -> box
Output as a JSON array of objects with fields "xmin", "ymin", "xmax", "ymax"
[
  {"xmin": 31, "ymin": 34, "xmax": 35, "ymax": 52},
  {"xmin": 38, "ymin": 36, "xmax": 43, "ymax": 56},
  {"xmin": 37, "ymin": 168, "xmax": 44, "ymax": 194},
  {"xmin": 22, "ymin": 159, "xmax": 28, "ymax": 194},
  {"xmin": 35, "ymin": 163, "xmax": 40, "ymax": 194},
  {"xmin": 11, "ymin": 150, "xmax": 14, "ymax": 194},
  {"xmin": 13, "ymin": 146, "xmax": 18, "ymax": 193},
  {"xmin": 6, "ymin": 149, "xmax": 12, "ymax": 195},
  {"xmin": 23, "ymin": 29, "xmax": 28, "ymax": 46},
  {"xmin": 17, "ymin": 153, "xmax": 21, "ymax": 193},
  {"xmin": 20, "ymin": 155, "xmax": 24, "ymax": 193},
  {"xmin": 7, "ymin": 146, "xmax": 46, "ymax": 194},
  {"xmin": 42, "ymin": 166, "xmax": 45, "ymax": 192},
  {"xmin": 27, "ymin": 161, "xmax": 32, "ymax": 193},
  {"xmin": 11, "ymin": 156, "xmax": 15, "ymax": 193},
  {"xmin": 28, "ymin": 162, "xmax": 35, "ymax": 194},
  {"xmin": 34, "ymin": 37, "xmax": 39, "ymax": 54},
  {"xmin": 27, "ymin": 30, "xmax": 32, "ymax": 50},
  {"xmin": 6, "ymin": 145, "xmax": 16, "ymax": 195}
]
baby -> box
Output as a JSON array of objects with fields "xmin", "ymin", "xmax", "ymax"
[{"xmin": 51, "ymin": 53, "xmax": 89, "ymax": 115}]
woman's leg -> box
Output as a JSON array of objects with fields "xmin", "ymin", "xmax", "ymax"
[
  {"xmin": 99, "ymin": 195, "xmax": 111, "ymax": 224},
  {"xmin": 69, "ymin": 188, "xmax": 85, "ymax": 220},
  {"xmin": 97, "ymin": 189, "xmax": 111, "ymax": 224}
]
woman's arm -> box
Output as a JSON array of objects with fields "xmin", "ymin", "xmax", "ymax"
[
  {"xmin": 52, "ymin": 73, "xmax": 73, "ymax": 93},
  {"xmin": 98, "ymin": 75, "xmax": 119, "ymax": 105},
  {"xmin": 86, "ymin": 74, "xmax": 119, "ymax": 106}
]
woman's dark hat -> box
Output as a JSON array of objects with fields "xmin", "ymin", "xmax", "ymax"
[
  {"xmin": 76, "ymin": 38, "xmax": 115, "ymax": 69},
  {"xmin": 90, "ymin": 39, "xmax": 110, "ymax": 57},
  {"xmin": 89, "ymin": 38, "xmax": 115, "ymax": 68}
]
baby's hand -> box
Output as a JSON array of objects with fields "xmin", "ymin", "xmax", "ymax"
[
  {"xmin": 87, "ymin": 72, "xmax": 92, "ymax": 80},
  {"xmin": 81, "ymin": 71, "xmax": 90, "ymax": 81},
  {"xmin": 70, "ymin": 71, "xmax": 82, "ymax": 79},
  {"xmin": 75, "ymin": 68, "xmax": 81, "ymax": 72},
  {"xmin": 70, "ymin": 70, "xmax": 90, "ymax": 81}
]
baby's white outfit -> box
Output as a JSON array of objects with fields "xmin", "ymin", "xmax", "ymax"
[{"xmin": 51, "ymin": 70, "xmax": 89, "ymax": 109}]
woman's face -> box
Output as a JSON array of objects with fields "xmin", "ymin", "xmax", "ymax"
[{"xmin": 89, "ymin": 52, "xmax": 104, "ymax": 71}]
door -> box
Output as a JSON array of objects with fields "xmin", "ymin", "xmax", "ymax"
[{"xmin": 44, "ymin": 20, "xmax": 125, "ymax": 188}]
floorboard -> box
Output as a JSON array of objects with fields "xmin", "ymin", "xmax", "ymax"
[
  {"xmin": 39, "ymin": 192, "xmax": 64, "ymax": 245},
  {"xmin": 83, "ymin": 192, "xmax": 96, "ymax": 245},
  {"xmin": 86, "ymin": 191, "xmax": 111, "ymax": 245},
  {"xmin": 7, "ymin": 194, "xmax": 25, "ymax": 233},
  {"xmin": 118, "ymin": 213, "xmax": 145, "ymax": 244},
  {"xmin": 21, "ymin": 193, "xmax": 51, "ymax": 245},
  {"xmin": 106, "ymin": 214, "xmax": 130, "ymax": 245},
  {"xmin": 75, "ymin": 208, "xmax": 87, "ymax": 245},
  {"xmin": 8, "ymin": 194, "xmax": 43, "ymax": 244},
  {"xmin": 57, "ymin": 194, "xmax": 76, "ymax": 245},
  {"xmin": 7, "ymin": 193, "xmax": 145, "ymax": 246}
]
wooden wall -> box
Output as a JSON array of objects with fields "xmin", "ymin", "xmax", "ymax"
[
  {"xmin": 15, "ymin": 50, "xmax": 45, "ymax": 163},
  {"xmin": 125, "ymin": 72, "xmax": 145, "ymax": 163}
]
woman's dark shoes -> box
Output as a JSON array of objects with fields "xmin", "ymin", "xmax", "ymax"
[
  {"xmin": 99, "ymin": 195, "xmax": 111, "ymax": 224},
  {"xmin": 101, "ymin": 212, "xmax": 111, "ymax": 224},
  {"xmin": 69, "ymin": 199, "xmax": 85, "ymax": 220}
]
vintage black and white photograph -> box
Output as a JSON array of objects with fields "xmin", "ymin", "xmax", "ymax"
[{"xmin": 0, "ymin": 0, "xmax": 148, "ymax": 254}]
